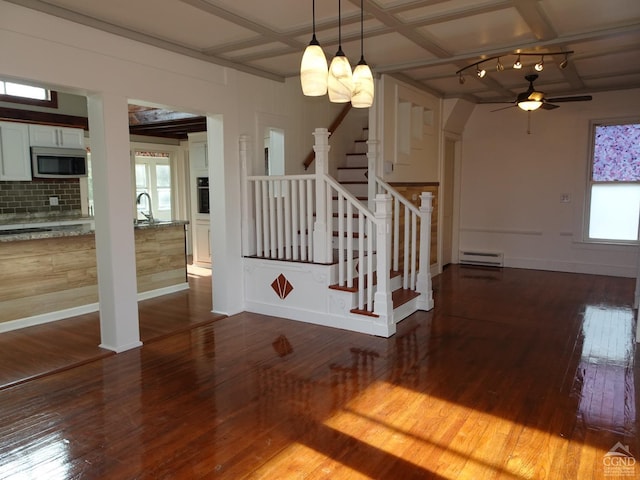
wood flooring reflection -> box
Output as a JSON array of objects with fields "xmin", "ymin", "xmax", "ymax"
[{"xmin": 0, "ymin": 266, "xmax": 637, "ymax": 479}]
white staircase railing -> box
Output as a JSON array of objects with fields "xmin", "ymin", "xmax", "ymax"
[{"xmin": 375, "ymin": 178, "xmax": 434, "ymax": 311}]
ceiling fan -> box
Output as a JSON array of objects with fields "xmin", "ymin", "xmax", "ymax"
[{"xmin": 491, "ymin": 74, "xmax": 593, "ymax": 112}]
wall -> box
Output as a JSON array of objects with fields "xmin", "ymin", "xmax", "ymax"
[
  {"xmin": 377, "ymin": 76, "xmax": 441, "ymax": 183},
  {"xmin": 460, "ymin": 88, "xmax": 640, "ymax": 277}
]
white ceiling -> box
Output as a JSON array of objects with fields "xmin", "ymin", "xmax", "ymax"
[{"xmin": 7, "ymin": 0, "xmax": 640, "ymax": 103}]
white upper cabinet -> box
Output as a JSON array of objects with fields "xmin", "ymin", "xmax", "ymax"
[
  {"xmin": 28, "ymin": 124, "xmax": 85, "ymax": 149},
  {"xmin": 0, "ymin": 122, "xmax": 31, "ymax": 181}
]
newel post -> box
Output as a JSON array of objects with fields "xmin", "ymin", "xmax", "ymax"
[
  {"xmin": 312, "ymin": 128, "xmax": 331, "ymax": 263},
  {"xmin": 416, "ymin": 192, "xmax": 434, "ymax": 311},
  {"xmin": 374, "ymin": 193, "xmax": 394, "ymax": 335},
  {"xmin": 239, "ymin": 135, "xmax": 255, "ymax": 257}
]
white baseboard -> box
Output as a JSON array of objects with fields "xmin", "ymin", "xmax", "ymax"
[{"xmin": 0, "ymin": 282, "xmax": 190, "ymax": 334}]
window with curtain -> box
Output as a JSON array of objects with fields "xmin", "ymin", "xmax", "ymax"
[
  {"xmin": 587, "ymin": 121, "xmax": 640, "ymax": 242},
  {"xmin": 135, "ymin": 151, "xmax": 172, "ymax": 221}
]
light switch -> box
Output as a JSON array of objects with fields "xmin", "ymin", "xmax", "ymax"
[{"xmin": 49, "ymin": 196, "xmax": 59, "ymax": 206}]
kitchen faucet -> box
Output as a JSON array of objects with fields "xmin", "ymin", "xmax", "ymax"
[{"xmin": 136, "ymin": 192, "xmax": 154, "ymax": 223}]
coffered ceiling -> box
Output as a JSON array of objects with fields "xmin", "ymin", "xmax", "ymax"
[{"xmin": 6, "ymin": 0, "xmax": 640, "ymax": 103}]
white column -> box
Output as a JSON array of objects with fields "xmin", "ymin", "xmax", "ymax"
[
  {"xmin": 416, "ymin": 192, "xmax": 434, "ymax": 311},
  {"xmin": 366, "ymin": 139, "xmax": 378, "ymax": 206},
  {"xmin": 87, "ymin": 93, "xmax": 142, "ymax": 353},
  {"xmin": 373, "ymin": 194, "xmax": 394, "ymax": 335},
  {"xmin": 312, "ymin": 128, "xmax": 331, "ymax": 264},
  {"xmin": 239, "ymin": 135, "xmax": 255, "ymax": 257}
]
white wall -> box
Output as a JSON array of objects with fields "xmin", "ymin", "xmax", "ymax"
[{"xmin": 460, "ymin": 88, "xmax": 640, "ymax": 277}]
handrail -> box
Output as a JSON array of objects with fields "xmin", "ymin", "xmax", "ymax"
[
  {"xmin": 303, "ymin": 103, "xmax": 352, "ymax": 171},
  {"xmin": 375, "ymin": 177, "xmax": 420, "ymax": 216},
  {"xmin": 325, "ymin": 175, "xmax": 376, "ymax": 222}
]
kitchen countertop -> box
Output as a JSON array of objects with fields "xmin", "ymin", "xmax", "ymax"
[{"xmin": 0, "ymin": 217, "xmax": 188, "ymax": 242}]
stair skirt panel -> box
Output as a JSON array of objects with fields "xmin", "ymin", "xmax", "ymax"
[{"xmin": 243, "ymin": 257, "xmax": 395, "ymax": 337}]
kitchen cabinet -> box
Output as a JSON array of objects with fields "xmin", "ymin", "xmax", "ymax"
[
  {"xmin": 194, "ymin": 220, "xmax": 211, "ymax": 266},
  {"xmin": 28, "ymin": 124, "xmax": 85, "ymax": 149},
  {"xmin": 190, "ymin": 140, "xmax": 208, "ymax": 171},
  {"xmin": 0, "ymin": 122, "xmax": 31, "ymax": 181}
]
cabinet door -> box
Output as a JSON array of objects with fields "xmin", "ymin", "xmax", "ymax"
[
  {"xmin": 194, "ymin": 222, "xmax": 211, "ymax": 265},
  {"xmin": 0, "ymin": 122, "xmax": 31, "ymax": 181},
  {"xmin": 190, "ymin": 142, "xmax": 208, "ymax": 171},
  {"xmin": 29, "ymin": 125, "xmax": 84, "ymax": 148},
  {"xmin": 58, "ymin": 127, "xmax": 85, "ymax": 148}
]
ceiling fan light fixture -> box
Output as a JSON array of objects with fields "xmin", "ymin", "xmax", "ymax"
[
  {"xmin": 513, "ymin": 55, "xmax": 522, "ymax": 69},
  {"xmin": 534, "ymin": 56, "xmax": 544, "ymax": 72},
  {"xmin": 300, "ymin": 0, "xmax": 328, "ymax": 96},
  {"xmin": 518, "ymin": 100, "xmax": 542, "ymax": 111}
]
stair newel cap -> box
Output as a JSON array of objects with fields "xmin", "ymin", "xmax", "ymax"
[
  {"xmin": 419, "ymin": 192, "xmax": 433, "ymax": 213},
  {"xmin": 312, "ymin": 127, "xmax": 330, "ymax": 150},
  {"xmin": 374, "ymin": 193, "xmax": 392, "ymax": 218}
]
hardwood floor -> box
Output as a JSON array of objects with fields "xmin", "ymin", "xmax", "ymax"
[{"xmin": 0, "ymin": 266, "xmax": 637, "ymax": 479}]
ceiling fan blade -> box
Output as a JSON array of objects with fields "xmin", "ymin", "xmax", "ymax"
[
  {"xmin": 541, "ymin": 103, "xmax": 559, "ymax": 110},
  {"xmin": 491, "ymin": 105, "xmax": 516, "ymax": 112},
  {"xmin": 528, "ymin": 91, "xmax": 544, "ymax": 101},
  {"xmin": 545, "ymin": 95, "xmax": 593, "ymax": 103}
]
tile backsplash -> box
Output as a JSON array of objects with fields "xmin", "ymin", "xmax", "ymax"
[{"xmin": 0, "ymin": 179, "xmax": 81, "ymax": 215}]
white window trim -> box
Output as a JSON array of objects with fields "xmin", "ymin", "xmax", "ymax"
[{"xmin": 583, "ymin": 116, "xmax": 640, "ymax": 246}]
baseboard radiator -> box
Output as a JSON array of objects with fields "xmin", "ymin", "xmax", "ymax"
[{"xmin": 459, "ymin": 250, "xmax": 504, "ymax": 267}]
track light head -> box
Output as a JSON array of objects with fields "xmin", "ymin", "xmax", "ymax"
[
  {"xmin": 477, "ymin": 65, "xmax": 486, "ymax": 78},
  {"xmin": 459, "ymin": 73, "xmax": 465, "ymax": 85},
  {"xmin": 513, "ymin": 55, "xmax": 522, "ymax": 69},
  {"xmin": 534, "ymin": 56, "xmax": 544, "ymax": 72},
  {"xmin": 496, "ymin": 58, "xmax": 504, "ymax": 71},
  {"xmin": 559, "ymin": 54, "xmax": 568, "ymax": 69}
]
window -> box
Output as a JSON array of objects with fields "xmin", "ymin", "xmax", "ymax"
[
  {"xmin": 135, "ymin": 152, "xmax": 172, "ymax": 221},
  {"xmin": 0, "ymin": 80, "xmax": 58, "ymax": 108},
  {"xmin": 587, "ymin": 121, "xmax": 640, "ymax": 243}
]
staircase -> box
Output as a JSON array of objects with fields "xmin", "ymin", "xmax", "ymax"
[
  {"xmin": 332, "ymin": 128, "xmax": 423, "ymax": 321},
  {"xmin": 240, "ymin": 128, "xmax": 434, "ymax": 338}
]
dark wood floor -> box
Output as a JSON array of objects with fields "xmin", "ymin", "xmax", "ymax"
[{"xmin": 0, "ymin": 266, "xmax": 637, "ymax": 479}]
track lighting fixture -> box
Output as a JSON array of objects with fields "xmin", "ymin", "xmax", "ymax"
[
  {"xmin": 300, "ymin": 0, "xmax": 328, "ymax": 96},
  {"xmin": 513, "ymin": 55, "xmax": 522, "ymax": 69},
  {"xmin": 455, "ymin": 50, "xmax": 572, "ymax": 81}
]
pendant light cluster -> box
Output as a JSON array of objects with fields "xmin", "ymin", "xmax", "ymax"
[{"xmin": 300, "ymin": 0, "xmax": 374, "ymax": 108}]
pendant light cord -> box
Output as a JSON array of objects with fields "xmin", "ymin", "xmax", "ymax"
[{"xmin": 360, "ymin": 0, "xmax": 364, "ymax": 59}]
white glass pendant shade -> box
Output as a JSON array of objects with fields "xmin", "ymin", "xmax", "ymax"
[
  {"xmin": 300, "ymin": 39, "xmax": 328, "ymax": 96},
  {"xmin": 328, "ymin": 51, "xmax": 353, "ymax": 103},
  {"xmin": 351, "ymin": 60, "xmax": 374, "ymax": 108}
]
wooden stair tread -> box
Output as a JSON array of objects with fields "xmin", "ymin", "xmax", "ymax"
[{"xmin": 349, "ymin": 288, "xmax": 421, "ymax": 318}]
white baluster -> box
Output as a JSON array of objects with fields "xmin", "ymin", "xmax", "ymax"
[
  {"xmin": 338, "ymin": 193, "xmax": 345, "ymax": 286},
  {"xmin": 254, "ymin": 181, "xmax": 262, "ymax": 256},
  {"xmin": 292, "ymin": 180, "xmax": 299, "ymax": 261},
  {"xmin": 347, "ymin": 201, "xmax": 353, "ymax": 288}
]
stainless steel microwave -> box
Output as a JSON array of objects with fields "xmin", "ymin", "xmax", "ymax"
[{"xmin": 31, "ymin": 146, "xmax": 88, "ymax": 178}]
